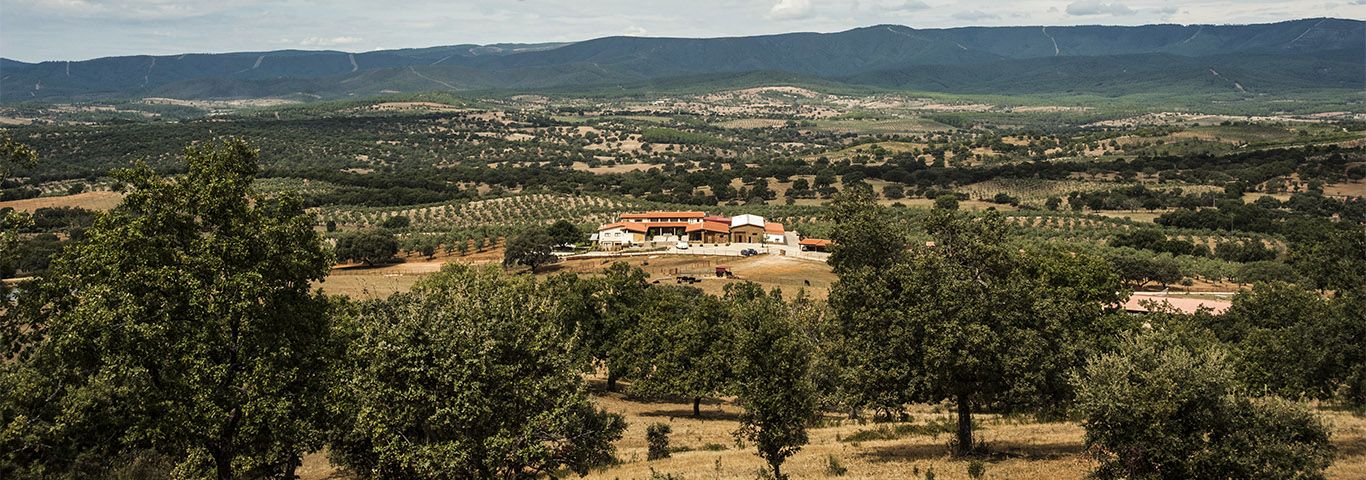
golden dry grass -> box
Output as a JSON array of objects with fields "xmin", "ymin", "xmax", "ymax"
[
  {"xmin": 0, "ymin": 191, "xmax": 124, "ymax": 212},
  {"xmin": 299, "ymin": 384, "xmax": 1366, "ymax": 480},
  {"xmin": 1325, "ymin": 181, "xmax": 1366, "ymax": 198},
  {"xmin": 303, "ymin": 253, "xmax": 1366, "ymax": 479}
]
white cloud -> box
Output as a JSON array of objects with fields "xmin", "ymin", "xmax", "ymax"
[
  {"xmin": 951, "ymin": 9, "xmax": 1000, "ymax": 21},
  {"xmin": 877, "ymin": 0, "xmax": 931, "ymax": 12},
  {"xmin": 768, "ymin": 0, "xmax": 813, "ymax": 20},
  {"xmin": 12, "ymin": 0, "xmax": 238, "ymax": 21},
  {"xmin": 624, "ymin": 25, "xmax": 648, "ymax": 36},
  {"xmin": 299, "ymin": 36, "xmax": 363, "ymax": 47},
  {"xmin": 1065, "ymin": 1, "xmax": 1136, "ymax": 16}
]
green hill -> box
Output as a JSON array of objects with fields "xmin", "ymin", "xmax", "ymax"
[{"xmin": 1, "ymin": 18, "xmax": 1360, "ymax": 102}]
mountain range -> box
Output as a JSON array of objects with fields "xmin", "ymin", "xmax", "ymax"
[{"xmin": 1, "ymin": 18, "xmax": 1361, "ymax": 102}]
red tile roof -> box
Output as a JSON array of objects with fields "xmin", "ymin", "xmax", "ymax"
[
  {"xmin": 799, "ymin": 238, "xmax": 832, "ymax": 247},
  {"xmin": 619, "ymin": 211, "xmax": 707, "ymax": 219},
  {"xmin": 687, "ymin": 221, "xmax": 730, "ymax": 233},
  {"xmin": 764, "ymin": 222, "xmax": 785, "ymax": 234}
]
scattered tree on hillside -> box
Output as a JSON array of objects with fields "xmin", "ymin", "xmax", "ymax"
[
  {"xmin": 1216, "ymin": 283, "xmax": 1366, "ymax": 407},
  {"xmin": 622, "ymin": 286, "xmax": 733, "ymax": 417},
  {"xmin": 582, "ymin": 262, "xmax": 649, "ymax": 391},
  {"xmin": 547, "ymin": 219, "xmax": 583, "ymax": 247},
  {"xmin": 334, "ymin": 229, "xmax": 398, "ymax": 266},
  {"xmin": 831, "ymin": 209, "xmax": 1124, "ymax": 455},
  {"xmin": 1073, "ymin": 321, "xmax": 1334, "ymax": 479},
  {"xmin": 503, "ymin": 229, "xmax": 556, "ymax": 272},
  {"xmin": 728, "ymin": 283, "xmax": 817, "ymax": 480},
  {"xmin": 329, "ymin": 265, "xmax": 625, "ymax": 479},
  {"xmin": 0, "ymin": 139, "xmax": 339, "ymax": 479},
  {"xmin": 934, "ymin": 194, "xmax": 959, "ymax": 210},
  {"xmin": 379, "ymin": 215, "xmax": 410, "ymax": 229}
]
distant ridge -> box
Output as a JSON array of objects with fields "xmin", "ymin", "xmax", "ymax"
[{"xmin": 1, "ymin": 18, "xmax": 1361, "ymax": 102}]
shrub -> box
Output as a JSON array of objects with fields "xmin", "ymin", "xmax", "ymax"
[
  {"xmin": 647, "ymin": 423, "xmax": 672, "ymax": 460},
  {"xmin": 966, "ymin": 459, "xmax": 985, "ymax": 479},
  {"xmin": 1072, "ymin": 326, "xmax": 1333, "ymax": 479},
  {"xmin": 380, "ymin": 215, "xmax": 410, "ymax": 229},
  {"xmin": 824, "ymin": 454, "xmax": 848, "ymax": 476}
]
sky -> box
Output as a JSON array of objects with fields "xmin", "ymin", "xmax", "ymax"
[{"xmin": 1, "ymin": 0, "xmax": 1362, "ymax": 62}]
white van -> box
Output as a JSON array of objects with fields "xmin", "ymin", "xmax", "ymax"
[{"xmin": 675, "ymin": 241, "xmax": 690, "ymax": 250}]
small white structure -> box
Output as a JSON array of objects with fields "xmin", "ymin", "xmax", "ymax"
[{"xmin": 730, "ymin": 214, "xmax": 765, "ymax": 229}]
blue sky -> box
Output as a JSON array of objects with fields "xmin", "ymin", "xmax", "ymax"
[{"xmin": 2, "ymin": 0, "xmax": 1361, "ymax": 62}]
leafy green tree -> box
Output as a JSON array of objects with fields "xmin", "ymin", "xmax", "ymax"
[
  {"xmin": 582, "ymin": 262, "xmax": 650, "ymax": 391},
  {"xmin": 831, "ymin": 210, "xmax": 1124, "ymax": 455},
  {"xmin": 0, "ymin": 139, "xmax": 338, "ymax": 479},
  {"xmin": 1290, "ymin": 226, "xmax": 1365, "ymax": 293},
  {"xmin": 503, "ymin": 229, "xmax": 556, "ymax": 272},
  {"xmin": 334, "ymin": 229, "xmax": 398, "ymax": 266},
  {"xmin": 1073, "ymin": 323, "xmax": 1334, "ymax": 479},
  {"xmin": 329, "ymin": 265, "xmax": 625, "ymax": 479},
  {"xmin": 824, "ymin": 188, "xmax": 907, "ymax": 274},
  {"xmin": 933, "ymin": 194, "xmax": 959, "ymax": 210},
  {"xmin": 0, "ymin": 134, "xmax": 37, "ymax": 297},
  {"xmin": 1216, "ymin": 283, "xmax": 1366, "ymax": 407},
  {"xmin": 622, "ymin": 286, "xmax": 733, "ymax": 417},
  {"xmin": 728, "ymin": 284, "xmax": 816, "ymax": 480},
  {"xmin": 379, "ymin": 215, "xmax": 410, "ymax": 229},
  {"xmin": 1108, "ymin": 252, "xmax": 1182, "ymax": 289},
  {"xmin": 547, "ymin": 219, "xmax": 583, "ymax": 247}
]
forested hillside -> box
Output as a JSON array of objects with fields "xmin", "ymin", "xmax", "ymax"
[{"xmin": 2, "ymin": 18, "xmax": 1360, "ymax": 101}]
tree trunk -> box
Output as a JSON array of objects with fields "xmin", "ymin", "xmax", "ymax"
[
  {"xmin": 693, "ymin": 396, "xmax": 701, "ymax": 417},
  {"xmin": 772, "ymin": 460, "xmax": 783, "ymax": 480},
  {"xmin": 212, "ymin": 448, "xmax": 233, "ymax": 480},
  {"xmin": 606, "ymin": 370, "xmax": 618, "ymax": 392},
  {"xmin": 955, "ymin": 392, "xmax": 973, "ymax": 456}
]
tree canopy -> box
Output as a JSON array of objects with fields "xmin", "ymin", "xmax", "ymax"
[
  {"xmin": 334, "ymin": 229, "xmax": 398, "ymax": 266},
  {"xmin": 328, "ymin": 264, "xmax": 625, "ymax": 479},
  {"xmin": 0, "ymin": 139, "xmax": 338, "ymax": 480}
]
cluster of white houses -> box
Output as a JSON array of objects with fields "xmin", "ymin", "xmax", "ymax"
[{"xmin": 593, "ymin": 211, "xmax": 789, "ymax": 249}]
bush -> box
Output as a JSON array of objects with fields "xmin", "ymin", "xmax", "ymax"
[
  {"xmin": 966, "ymin": 459, "xmax": 986, "ymax": 480},
  {"xmin": 1072, "ymin": 326, "xmax": 1333, "ymax": 479},
  {"xmin": 647, "ymin": 423, "xmax": 672, "ymax": 460},
  {"xmin": 933, "ymin": 194, "xmax": 959, "ymax": 210},
  {"xmin": 824, "ymin": 454, "xmax": 848, "ymax": 476},
  {"xmin": 380, "ymin": 215, "xmax": 410, "ymax": 229}
]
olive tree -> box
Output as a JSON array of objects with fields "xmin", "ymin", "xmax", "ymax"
[
  {"xmin": 329, "ymin": 264, "xmax": 625, "ymax": 479},
  {"xmin": 0, "ymin": 139, "xmax": 339, "ymax": 479}
]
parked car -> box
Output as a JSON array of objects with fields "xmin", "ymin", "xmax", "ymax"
[
  {"xmin": 676, "ymin": 241, "xmax": 689, "ymax": 250},
  {"xmin": 740, "ymin": 248, "xmax": 759, "ymax": 256}
]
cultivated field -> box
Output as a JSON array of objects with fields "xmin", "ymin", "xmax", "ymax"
[{"xmin": 0, "ymin": 191, "xmax": 123, "ymax": 212}]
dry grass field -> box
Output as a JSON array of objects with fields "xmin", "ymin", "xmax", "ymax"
[
  {"xmin": 0, "ymin": 191, "xmax": 124, "ymax": 212},
  {"xmin": 304, "ymin": 252, "xmax": 1366, "ymax": 480},
  {"xmin": 320, "ymin": 251, "xmax": 839, "ymax": 300},
  {"xmin": 298, "ymin": 381, "xmax": 1366, "ymax": 480}
]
